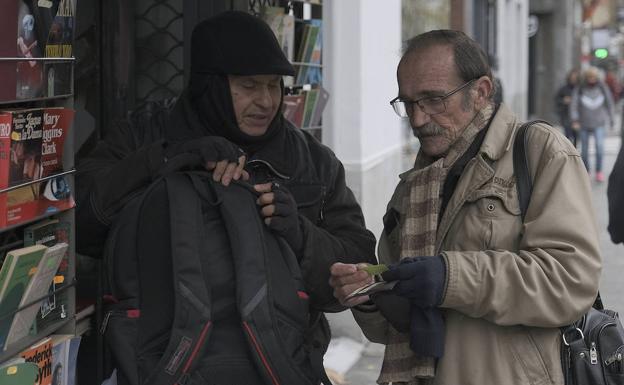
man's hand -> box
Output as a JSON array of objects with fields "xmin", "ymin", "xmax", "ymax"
[
  {"xmin": 329, "ymin": 263, "xmax": 375, "ymax": 307},
  {"xmin": 381, "ymin": 255, "xmax": 446, "ymax": 308},
  {"xmin": 571, "ymin": 121, "xmax": 581, "ymax": 132},
  {"xmin": 163, "ymin": 136, "xmax": 249, "ymax": 185},
  {"xmin": 255, "ymin": 182, "xmax": 303, "ymax": 253}
]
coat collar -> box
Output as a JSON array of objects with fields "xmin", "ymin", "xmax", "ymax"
[{"xmin": 479, "ymin": 103, "xmax": 520, "ymax": 162}]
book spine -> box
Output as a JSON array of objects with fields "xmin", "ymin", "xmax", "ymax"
[{"xmin": 0, "ymin": 112, "xmax": 12, "ymax": 228}]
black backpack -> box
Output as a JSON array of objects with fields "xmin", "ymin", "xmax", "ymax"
[
  {"xmin": 514, "ymin": 121, "xmax": 624, "ymax": 385},
  {"xmin": 99, "ymin": 170, "xmax": 332, "ymax": 385}
]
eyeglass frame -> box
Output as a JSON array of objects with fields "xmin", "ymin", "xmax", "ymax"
[{"xmin": 389, "ymin": 78, "xmax": 479, "ymax": 117}]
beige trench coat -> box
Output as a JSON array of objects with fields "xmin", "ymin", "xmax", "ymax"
[{"xmin": 353, "ymin": 104, "xmax": 602, "ymax": 385}]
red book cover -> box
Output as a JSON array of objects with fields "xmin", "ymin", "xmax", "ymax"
[
  {"xmin": 0, "ymin": 112, "xmax": 12, "ymax": 228},
  {"xmin": 9, "ymin": 108, "xmax": 43, "ymax": 187},
  {"xmin": 41, "ymin": 107, "xmax": 74, "ymax": 177}
]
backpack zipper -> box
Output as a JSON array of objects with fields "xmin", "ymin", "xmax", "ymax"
[
  {"xmin": 242, "ymin": 321, "xmax": 281, "ymax": 385},
  {"xmin": 588, "ymin": 321, "xmax": 616, "ymax": 365},
  {"xmin": 173, "ymin": 321, "xmax": 212, "ymax": 385}
]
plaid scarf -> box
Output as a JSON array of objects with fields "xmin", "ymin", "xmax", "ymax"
[{"xmin": 378, "ymin": 104, "xmax": 494, "ymax": 385}]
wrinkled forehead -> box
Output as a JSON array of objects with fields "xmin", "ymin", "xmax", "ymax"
[{"xmin": 397, "ymin": 45, "xmax": 460, "ymax": 96}]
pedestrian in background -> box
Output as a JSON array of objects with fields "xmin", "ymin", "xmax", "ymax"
[
  {"xmin": 571, "ymin": 66, "xmax": 615, "ymax": 182},
  {"xmin": 555, "ymin": 68, "xmax": 579, "ymax": 146}
]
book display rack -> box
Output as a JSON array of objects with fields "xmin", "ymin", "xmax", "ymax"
[
  {"xmin": 256, "ymin": 0, "xmax": 326, "ymax": 141},
  {"xmin": 0, "ymin": 0, "xmax": 82, "ymax": 382}
]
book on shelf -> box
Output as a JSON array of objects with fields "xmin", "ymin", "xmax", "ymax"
[
  {"xmin": 19, "ymin": 336, "xmax": 52, "ymax": 385},
  {"xmin": 302, "ymin": 88, "xmax": 319, "ymax": 128},
  {"xmin": 0, "ymin": 361, "xmax": 38, "ymax": 385},
  {"xmin": 49, "ymin": 334, "xmax": 80, "ymax": 385},
  {"xmin": 8, "ymin": 109, "xmax": 44, "ymax": 187},
  {"xmin": 23, "ymin": 219, "xmax": 71, "ymax": 334},
  {"xmin": 4, "ymin": 242, "xmax": 68, "ymax": 349},
  {"xmin": 0, "ymin": 0, "xmax": 75, "ymax": 103},
  {"xmin": 41, "ymin": 107, "xmax": 74, "ymax": 177},
  {"xmin": 261, "ymin": 6, "xmax": 295, "ymax": 86},
  {"xmin": 41, "ymin": 0, "xmax": 75, "ymax": 98},
  {"xmin": 282, "ymin": 87, "xmax": 329, "ymax": 129},
  {"xmin": 0, "ymin": 244, "xmax": 47, "ymax": 349},
  {"xmin": 303, "ymin": 19, "xmax": 322, "ymax": 85},
  {"xmin": 282, "ymin": 93, "xmax": 306, "ymax": 128},
  {"xmin": 0, "ymin": 107, "xmax": 75, "ymax": 229},
  {"xmin": 309, "ymin": 86, "xmax": 329, "ymax": 128},
  {"xmin": 295, "ymin": 20, "xmax": 321, "ymax": 85}
]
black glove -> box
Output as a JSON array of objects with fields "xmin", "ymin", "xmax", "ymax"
[
  {"xmin": 370, "ymin": 291, "xmax": 411, "ymax": 333},
  {"xmin": 160, "ymin": 136, "xmax": 244, "ymax": 175},
  {"xmin": 266, "ymin": 182, "xmax": 303, "ymax": 255},
  {"xmin": 381, "ymin": 255, "xmax": 447, "ymax": 308}
]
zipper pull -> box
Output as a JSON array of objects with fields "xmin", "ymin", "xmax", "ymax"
[
  {"xmin": 605, "ymin": 352, "xmax": 622, "ymax": 366},
  {"xmin": 100, "ymin": 311, "xmax": 112, "ymax": 335},
  {"xmin": 590, "ymin": 342, "xmax": 598, "ymax": 365}
]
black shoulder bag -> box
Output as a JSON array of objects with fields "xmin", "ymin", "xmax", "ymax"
[{"xmin": 514, "ymin": 121, "xmax": 624, "ymax": 385}]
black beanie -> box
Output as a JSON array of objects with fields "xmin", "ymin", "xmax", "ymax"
[{"xmin": 190, "ymin": 11, "xmax": 295, "ymax": 77}]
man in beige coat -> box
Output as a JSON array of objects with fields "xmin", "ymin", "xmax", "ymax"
[{"xmin": 329, "ymin": 30, "xmax": 601, "ymax": 385}]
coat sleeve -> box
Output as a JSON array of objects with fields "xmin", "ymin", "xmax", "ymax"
[
  {"xmin": 75, "ymin": 122, "xmax": 166, "ymax": 257},
  {"xmin": 441, "ymin": 129, "xmax": 601, "ymax": 327},
  {"xmin": 298, "ymin": 159, "xmax": 377, "ymax": 313},
  {"xmin": 569, "ymin": 86, "xmax": 580, "ymax": 122},
  {"xmin": 608, "ymin": 145, "xmax": 624, "ymax": 244}
]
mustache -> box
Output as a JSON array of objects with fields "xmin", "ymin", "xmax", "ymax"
[{"xmin": 413, "ymin": 123, "xmax": 444, "ymax": 137}]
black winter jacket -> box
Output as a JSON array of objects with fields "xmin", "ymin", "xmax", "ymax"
[{"xmin": 76, "ymin": 99, "xmax": 377, "ymax": 312}]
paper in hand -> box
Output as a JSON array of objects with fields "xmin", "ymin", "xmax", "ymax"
[{"xmin": 345, "ymin": 280, "xmax": 397, "ymax": 300}]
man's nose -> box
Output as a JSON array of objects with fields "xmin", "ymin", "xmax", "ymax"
[
  {"xmin": 409, "ymin": 106, "xmax": 431, "ymax": 128},
  {"xmin": 255, "ymin": 87, "xmax": 273, "ymax": 108}
]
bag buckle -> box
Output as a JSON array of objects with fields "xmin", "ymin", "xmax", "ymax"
[{"xmin": 562, "ymin": 327, "xmax": 584, "ymax": 346}]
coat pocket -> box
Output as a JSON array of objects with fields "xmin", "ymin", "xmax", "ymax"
[
  {"xmin": 505, "ymin": 327, "xmax": 554, "ymax": 385},
  {"xmin": 465, "ymin": 186, "xmax": 522, "ymax": 251}
]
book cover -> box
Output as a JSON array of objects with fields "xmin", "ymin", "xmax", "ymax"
[
  {"xmin": 9, "ymin": 108, "xmax": 44, "ymax": 187},
  {"xmin": 309, "ymin": 86, "xmax": 329, "ymax": 128},
  {"xmin": 261, "ymin": 6, "xmax": 295, "ymax": 62},
  {"xmin": 304, "ymin": 19, "xmax": 322, "ymax": 85},
  {"xmin": 282, "ymin": 94, "xmax": 306, "ymax": 128},
  {"xmin": 23, "ymin": 219, "xmax": 71, "ymax": 333},
  {"xmin": 0, "ymin": 244, "xmax": 47, "ymax": 349},
  {"xmin": 41, "ymin": 107, "xmax": 74, "ymax": 177},
  {"xmin": 296, "ymin": 24, "xmax": 320, "ymax": 85},
  {"xmin": 0, "ymin": 113, "xmax": 12, "ymax": 228},
  {"xmin": 42, "ymin": 0, "xmax": 75, "ymax": 98},
  {"xmin": 0, "ymin": 361, "xmax": 38, "ymax": 385},
  {"xmin": 16, "ymin": 0, "xmax": 45, "ymax": 100},
  {"xmin": 4, "ymin": 243, "xmax": 68, "ymax": 349},
  {"xmin": 49, "ymin": 334, "xmax": 80, "ymax": 385},
  {"xmin": 302, "ymin": 88, "xmax": 319, "ymax": 128},
  {"xmin": 20, "ymin": 337, "xmax": 53, "ymax": 385}
]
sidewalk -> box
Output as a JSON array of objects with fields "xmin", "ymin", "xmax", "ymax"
[{"xmin": 324, "ymin": 130, "xmax": 623, "ymax": 385}]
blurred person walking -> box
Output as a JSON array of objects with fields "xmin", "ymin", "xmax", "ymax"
[
  {"xmin": 555, "ymin": 68, "xmax": 579, "ymax": 146},
  {"xmin": 571, "ymin": 66, "xmax": 615, "ymax": 182}
]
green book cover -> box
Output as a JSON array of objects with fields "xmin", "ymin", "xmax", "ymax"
[
  {"xmin": 0, "ymin": 244, "xmax": 47, "ymax": 349},
  {"xmin": 0, "ymin": 362, "xmax": 38, "ymax": 385},
  {"xmin": 23, "ymin": 219, "xmax": 71, "ymax": 333},
  {"xmin": 302, "ymin": 89, "xmax": 319, "ymax": 128}
]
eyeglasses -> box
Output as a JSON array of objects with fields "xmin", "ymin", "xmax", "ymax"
[{"xmin": 389, "ymin": 79, "xmax": 477, "ymax": 118}]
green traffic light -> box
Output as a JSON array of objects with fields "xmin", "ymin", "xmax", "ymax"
[{"xmin": 595, "ymin": 48, "xmax": 609, "ymax": 59}]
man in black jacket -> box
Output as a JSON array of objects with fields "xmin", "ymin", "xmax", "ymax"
[{"xmin": 76, "ymin": 10, "xmax": 376, "ymax": 380}]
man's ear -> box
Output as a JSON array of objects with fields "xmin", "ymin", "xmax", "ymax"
[{"xmin": 473, "ymin": 76, "xmax": 493, "ymax": 108}]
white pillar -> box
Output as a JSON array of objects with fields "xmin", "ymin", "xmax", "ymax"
[{"xmin": 323, "ymin": 0, "xmax": 403, "ymax": 240}]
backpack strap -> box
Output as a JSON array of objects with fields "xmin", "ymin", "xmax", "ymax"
[
  {"xmin": 512, "ymin": 121, "xmax": 603, "ymax": 315},
  {"xmin": 513, "ymin": 119, "xmax": 549, "ymax": 221},
  {"xmin": 215, "ymin": 182, "xmax": 333, "ymax": 385},
  {"xmin": 143, "ymin": 172, "xmax": 214, "ymax": 385}
]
